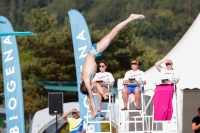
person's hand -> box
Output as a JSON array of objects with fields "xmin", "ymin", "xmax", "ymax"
[
  {"xmin": 165, "ymin": 59, "xmax": 171, "ymax": 63},
  {"xmin": 167, "ymin": 79, "xmax": 172, "ymax": 83},
  {"xmin": 129, "ymin": 79, "xmax": 138, "ymax": 84},
  {"xmin": 123, "ymin": 80, "xmax": 129, "ymax": 84},
  {"xmin": 71, "ymin": 109, "xmax": 77, "ymax": 113},
  {"xmin": 103, "ymin": 80, "xmax": 108, "ymax": 84},
  {"xmin": 134, "ymin": 80, "xmax": 139, "ymax": 83},
  {"xmin": 129, "ymin": 80, "xmax": 134, "ymax": 83},
  {"xmin": 168, "ymin": 79, "xmax": 175, "ymax": 84}
]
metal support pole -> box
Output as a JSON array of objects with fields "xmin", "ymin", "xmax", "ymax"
[{"xmin": 55, "ymin": 115, "xmax": 58, "ymax": 133}]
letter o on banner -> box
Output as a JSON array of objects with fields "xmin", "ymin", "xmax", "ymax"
[
  {"xmin": 83, "ymin": 96, "xmax": 89, "ymax": 108},
  {"xmin": 87, "ymin": 125, "xmax": 94, "ymax": 132},
  {"xmin": 10, "ymin": 126, "xmax": 19, "ymax": 133},
  {"xmin": 9, "ymin": 98, "xmax": 17, "ymax": 110}
]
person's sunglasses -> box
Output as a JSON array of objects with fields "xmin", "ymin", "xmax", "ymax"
[
  {"xmin": 166, "ymin": 63, "xmax": 172, "ymax": 66},
  {"xmin": 99, "ymin": 65, "xmax": 105, "ymax": 68},
  {"xmin": 131, "ymin": 63, "xmax": 138, "ymax": 65}
]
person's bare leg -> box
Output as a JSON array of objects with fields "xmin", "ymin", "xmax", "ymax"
[
  {"xmin": 134, "ymin": 88, "xmax": 141, "ymax": 109},
  {"xmin": 103, "ymin": 87, "xmax": 108, "ymax": 95},
  {"xmin": 121, "ymin": 88, "xmax": 130, "ymax": 110},
  {"xmin": 96, "ymin": 83, "xmax": 108, "ymax": 99},
  {"xmin": 96, "ymin": 87, "xmax": 108, "ymax": 111},
  {"xmin": 96, "ymin": 14, "xmax": 145, "ymax": 53},
  {"xmin": 97, "ymin": 89, "xmax": 102, "ymax": 111}
]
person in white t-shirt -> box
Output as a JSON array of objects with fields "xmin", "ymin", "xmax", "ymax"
[
  {"xmin": 62, "ymin": 109, "xmax": 86, "ymax": 133},
  {"xmin": 121, "ymin": 60, "xmax": 146, "ymax": 110},
  {"xmin": 92, "ymin": 60, "xmax": 115, "ymax": 112},
  {"xmin": 155, "ymin": 59, "xmax": 179, "ymax": 84}
]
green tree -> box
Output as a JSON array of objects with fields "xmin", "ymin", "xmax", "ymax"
[
  {"xmin": 19, "ymin": 8, "xmax": 75, "ymax": 81},
  {"xmin": 136, "ymin": 9, "xmax": 194, "ymax": 54},
  {"xmin": 17, "ymin": 8, "xmax": 77, "ymax": 125},
  {"xmin": 0, "ymin": 0, "xmax": 199, "ymax": 55}
]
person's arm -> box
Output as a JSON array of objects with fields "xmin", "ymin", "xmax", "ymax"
[
  {"xmin": 132, "ymin": 79, "xmax": 145, "ymax": 84},
  {"xmin": 78, "ymin": 129, "xmax": 86, "ymax": 133},
  {"xmin": 62, "ymin": 109, "xmax": 75, "ymax": 121},
  {"xmin": 123, "ymin": 72, "xmax": 130, "ymax": 84},
  {"xmin": 155, "ymin": 59, "xmax": 166, "ymax": 72},
  {"xmin": 175, "ymin": 78, "xmax": 179, "ymax": 84},
  {"xmin": 123, "ymin": 80, "xmax": 129, "ymax": 84},
  {"xmin": 92, "ymin": 73, "xmax": 98, "ymax": 83},
  {"xmin": 142, "ymin": 80, "xmax": 146, "ymax": 85},
  {"xmin": 174, "ymin": 71, "xmax": 180, "ymax": 84},
  {"xmin": 82, "ymin": 129, "xmax": 86, "ymax": 133},
  {"xmin": 192, "ymin": 122, "xmax": 200, "ymax": 131},
  {"xmin": 91, "ymin": 80, "xmax": 96, "ymax": 89},
  {"xmin": 110, "ymin": 81, "xmax": 114, "ymax": 86},
  {"xmin": 109, "ymin": 73, "xmax": 115, "ymax": 86},
  {"xmin": 140, "ymin": 71, "xmax": 146, "ymax": 85}
]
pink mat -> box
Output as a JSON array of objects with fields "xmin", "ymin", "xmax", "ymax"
[{"xmin": 153, "ymin": 84, "xmax": 174, "ymax": 120}]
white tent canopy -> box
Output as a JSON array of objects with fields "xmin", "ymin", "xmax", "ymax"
[
  {"xmin": 144, "ymin": 13, "xmax": 200, "ymax": 132},
  {"xmin": 145, "ymin": 13, "xmax": 200, "ymax": 90}
]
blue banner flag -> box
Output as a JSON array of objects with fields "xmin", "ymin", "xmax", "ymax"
[
  {"xmin": 0, "ymin": 16, "xmax": 25, "ymax": 133},
  {"xmin": 68, "ymin": 10, "xmax": 101, "ymax": 132}
]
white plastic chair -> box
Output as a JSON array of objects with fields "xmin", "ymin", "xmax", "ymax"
[
  {"xmin": 86, "ymin": 83, "xmax": 114, "ymax": 133},
  {"xmin": 117, "ymin": 78, "xmax": 154, "ymax": 133}
]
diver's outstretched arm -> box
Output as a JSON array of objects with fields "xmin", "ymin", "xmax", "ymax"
[{"xmin": 85, "ymin": 81, "xmax": 97, "ymax": 119}]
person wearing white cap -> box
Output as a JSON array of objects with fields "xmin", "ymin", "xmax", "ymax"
[
  {"xmin": 62, "ymin": 109, "xmax": 86, "ymax": 133},
  {"xmin": 155, "ymin": 59, "xmax": 179, "ymax": 84},
  {"xmin": 153, "ymin": 59, "xmax": 180, "ymax": 120}
]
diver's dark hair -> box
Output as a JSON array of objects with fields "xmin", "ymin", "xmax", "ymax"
[{"xmin": 80, "ymin": 82, "xmax": 88, "ymax": 95}]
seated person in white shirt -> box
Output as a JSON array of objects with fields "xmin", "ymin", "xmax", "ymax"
[
  {"xmin": 92, "ymin": 60, "xmax": 115, "ymax": 112},
  {"xmin": 155, "ymin": 59, "xmax": 179, "ymax": 84},
  {"xmin": 121, "ymin": 60, "xmax": 146, "ymax": 110}
]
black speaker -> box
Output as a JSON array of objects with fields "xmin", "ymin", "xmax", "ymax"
[{"xmin": 48, "ymin": 92, "xmax": 63, "ymax": 115}]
